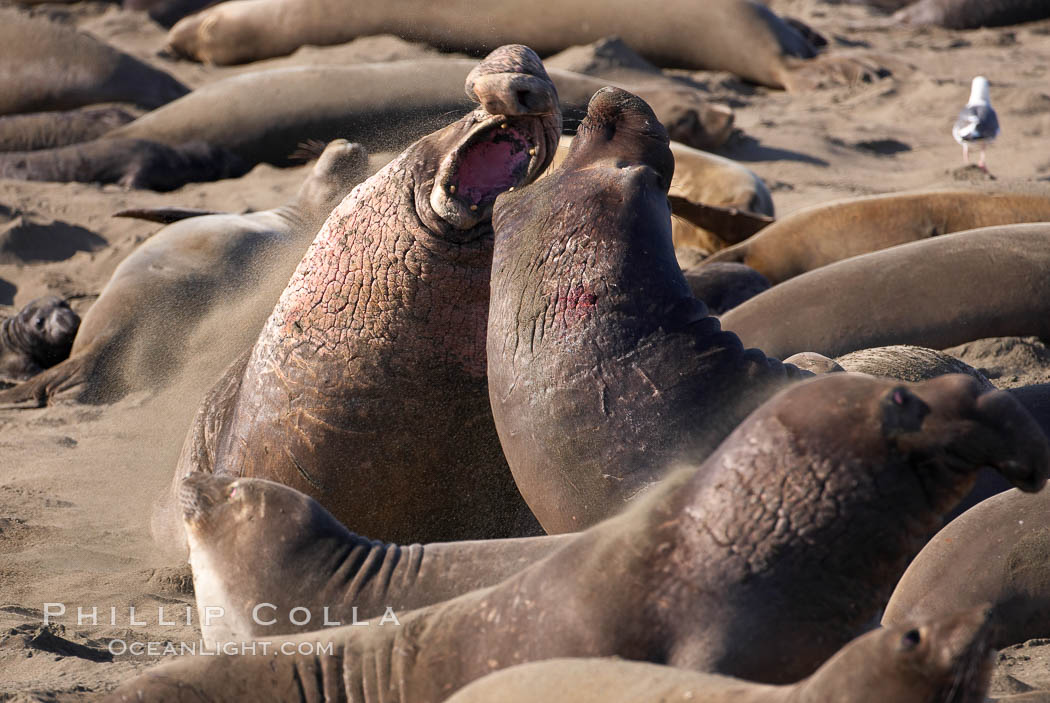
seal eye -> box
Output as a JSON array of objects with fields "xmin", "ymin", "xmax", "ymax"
[
  {"xmin": 899, "ymin": 628, "xmax": 922, "ymax": 651},
  {"xmin": 882, "ymin": 387, "xmax": 930, "ymax": 436}
]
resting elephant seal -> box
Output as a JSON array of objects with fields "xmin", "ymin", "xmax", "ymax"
[
  {"xmin": 0, "ymin": 141, "xmax": 369, "ymax": 408},
  {"xmin": 179, "ymin": 473, "xmax": 571, "ymax": 646},
  {"xmin": 107, "ymin": 373, "xmax": 1048, "ymax": 700},
  {"xmin": 0, "ymin": 138, "xmax": 248, "ymax": 190},
  {"xmin": 162, "ymin": 45, "xmax": 562, "ymax": 548},
  {"xmin": 836, "ymin": 345, "xmax": 996, "ymax": 391},
  {"xmin": 895, "ymin": 0, "xmax": 1050, "ymax": 29},
  {"xmin": 107, "ymin": 61, "xmax": 732, "ymax": 168},
  {"xmin": 719, "ymin": 223, "xmax": 1050, "ymax": 360},
  {"xmin": 704, "ymin": 190, "xmax": 1050, "ymax": 284},
  {"xmin": 0, "ymin": 8, "xmax": 188, "ymax": 115},
  {"xmin": 0, "ymin": 107, "xmax": 136, "ymax": 153},
  {"xmin": 166, "ymin": 0, "xmax": 817, "ymax": 87},
  {"xmin": 488, "ymin": 87, "xmax": 800, "ymax": 533},
  {"xmin": 0, "ymin": 297, "xmax": 79, "ymax": 384},
  {"xmin": 884, "ymin": 488, "xmax": 1050, "ymax": 649},
  {"xmin": 445, "ymin": 609, "xmax": 995, "ymax": 703}
]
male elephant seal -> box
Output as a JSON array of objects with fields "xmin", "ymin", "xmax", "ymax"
[
  {"xmin": 0, "ymin": 8, "xmax": 188, "ymax": 115},
  {"xmin": 445, "ymin": 609, "xmax": 995, "ymax": 703},
  {"xmin": 703, "ymin": 190, "xmax": 1050, "ymax": 284},
  {"xmin": 166, "ymin": 0, "xmax": 817, "ymax": 88},
  {"xmin": 0, "ymin": 141, "xmax": 369, "ymax": 408},
  {"xmin": 488, "ymin": 87, "xmax": 801, "ymax": 533},
  {"xmin": 0, "ymin": 107, "xmax": 136, "ymax": 153},
  {"xmin": 107, "ymin": 373, "xmax": 1048, "ymax": 700},
  {"xmin": 885, "ymin": 488, "xmax": 1050, "ymax": 649},
  {"xmin": 0, "ymin": 138, "xmax": 248, "ymax": 190},
  {"xmin": 719, "ymin": 223, "xmax": 1050, "ymax": 360},
  {"xmin": 162, "ymin": 45, "xmax": 562, "ymax": 548},
  {"xmin": 895, "ymin": 0, "xmax": 1050, "ymax": 29},
  {"xmin": 0, "ymin": 297, "xmax": 79, "ymax": 384},
  {"xmin": 179, "ymin": 473, "xmax": 572, "ymax": 646}
]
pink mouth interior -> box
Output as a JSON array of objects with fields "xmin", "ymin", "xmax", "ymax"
[{"xmin": 453, "ymin": 126, "xmax": 532, "ymax": 207}]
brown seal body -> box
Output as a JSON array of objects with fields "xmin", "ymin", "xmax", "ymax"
[
  {"xmin": 488, "ymin": 88, "xmax": 802, "ymax": 533},
  {"xmin": 895, "ymin": 0, "xmax": 1050, "ymax": 29},
  {"xmin": 0, "ymin": 297, "xmax": 79, "ymax": 384},
  {"xmin": 0, "ymin": 141, "xmax": 369, "ymax": 408},
  {"xmin": 682, "ymin": 262, "xmax": 771, "ymax": 315},
  {"xmin": 108, "ymin": 61, "xmax": 735, "ymax": 168},
  {"xmin": 179, "ymin": 473, "xmax": 571, "ymax": 646},
  {"xmin": 719, "ymin": 223, "xmax": 1050, "ymax": 360},
  {"xmin": 836, "ymin": 345, "xmax": 996, "ymax": 391},
  {"xmin": 445, "ymin": 609, "xmax": 995, "ymax": 703},
  {"xmin": 0, "ymin": 8, "xmax": 188, "ymax": 115},
  {"xmin": 885, "ymin": 488, "xmax": 1050, "ymax": 649},
  {"xmin": 704, "ymin": 191, "xmax": 1050, "ymax": 285},
  {"xmin": 0, "ymin": 107, "xmax": 136, "ymax": 153},
  {"xmin": 166, "ymin": 0, "xmax": 816, "ymax": 88},
  {"xmin": 107, "ymin": 373, "xmax": 1047, "ymax": 700},
  {"xmin": 166, "ymin": 46, "xmax": 562, "ymax": 547},
  {"xmin": 0, "ymin": 138, "xmax": 247, "ymax": 189}
]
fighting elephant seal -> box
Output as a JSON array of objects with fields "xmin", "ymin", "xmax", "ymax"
[
  {"xmin": 107, "ymin": 373, "xmax": 1048, "ymax": 700},
  {"xmin": 488, "ymin": 87, "xmax": 801, "ymax": 533},
  {"xmin": 179, "ymin": 473, "xmax": 572, "ymax": 646},
  {"xmin": 719, "ymin": 223, "xmax": 1050, "ymax": 360},
  {"xmin": 895, "ymin": 0, "xmax": 1050, "ymax": 29},
  {"xmin": 106, "ymin": 60, "xmax": 733, "ymax": 168},
  {"xmin": 162, "ymin": 45, "xmax": 562, "ymax": 548},
  {"xmin": 0, "ymin": 297, "xmax": 79, "ymax": 384},
  {"xmin": 445, "ymin": 608, "xmax": 995, "ymax": 703},
  {"xmin": 704, "ymin": 190, "xmax": 1050, "ymax": 284},
  {"xmin": 885, "ymin": 488, "xmax": 1050, "ymax": 649},
  {"xmin": 166, "ymin": 0, "xmax": 818, "ymax": 88},
  {"xmin": 0, "ymin": 8, "xmax": 188, "ymax": 115},
  {"xmin": 0, "ymin": 138, "xmax": 248, "ymax": 190},
  {"xmin": 0, "ymin": 141, "xmax": 369, "ymax": 408}
]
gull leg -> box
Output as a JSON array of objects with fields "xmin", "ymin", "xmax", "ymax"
[
  {"xmin": 962, "ymin": 142, "xmax": 970, "ymax": 165},
  {"xmin": 978, "ymin": 148, "xmax": 987, "ymax": 171}
]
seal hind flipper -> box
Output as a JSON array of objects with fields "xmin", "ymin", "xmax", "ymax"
[
  {"xmin": 0, "ymin": 354, "xmax": 90, "ymax": 409},
  {"xmin": 668, "ymin": 195, "xmax": 774, "ymax": 246},
  {"xmin": 112, "ymin": 207, "xmax": 224, "ymax": 224}
]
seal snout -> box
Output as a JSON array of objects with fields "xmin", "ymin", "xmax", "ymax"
[{"xmin": 974, "ymin": 389, "xmax": 1050, "ymax": 493}]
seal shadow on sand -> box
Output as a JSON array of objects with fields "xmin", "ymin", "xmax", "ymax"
[
  {"xmin": 0, "ymin": 278, "xmax": 15, "ymax": 306},
  {"xmin": 0, "ymin": 205, "xmax": 108, "ymax": 264},
  {"xmin": 721, "ymin": 134, "xmax": 830, "ymax": 165}
]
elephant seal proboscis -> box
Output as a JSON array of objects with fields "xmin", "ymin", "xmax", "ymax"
[
  {"xmin": 445, "ymin": 608, "xmax": 995, "ymax": 703},
  {"xmin": 107, "ymin": 372, "xmax": 1047, "ymax": 700},
  {"xmin": 488, "ymin": 87, "xmax": 801, "ymax": 533},
  {"xmin": 0, "ymin": 297, "xmax": 79, "ymax": 384},
  {"xmin": 161, "ymin": 45, "xmax": 562, "ymax": 550},
  {"xmin": 0, "ymin": 141, "xmax": 370, "ymax": 408}
]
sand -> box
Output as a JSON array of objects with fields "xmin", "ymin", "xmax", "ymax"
[{"xmin": 2, "ymin": 0, "xmax": 1050, "ymax": 699}]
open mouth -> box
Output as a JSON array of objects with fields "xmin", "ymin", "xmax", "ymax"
[{"xmin": 431, "ymin": 115, "xmax": 547, "ymax": 229}]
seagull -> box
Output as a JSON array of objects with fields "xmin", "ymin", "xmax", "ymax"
[{"xmin": 953, "ymin": 76, "xmax": 1000, "ymax": 171}]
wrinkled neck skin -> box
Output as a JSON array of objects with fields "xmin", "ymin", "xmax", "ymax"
[
  {"xmin": 0, "ymin": 316, "xmax": 39, "ymax": 379},
  {"xmin": 260, "ymin": 128, "xmax": 493, "ymax": 380},
  {"xmin": 490, "ymin": 171, "xmax": 694, "ymax": 371}
]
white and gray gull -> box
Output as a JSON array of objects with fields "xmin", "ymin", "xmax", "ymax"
[{"xmin": 953, "ymin": 76, "xmax": 1000, "ymax": 171}]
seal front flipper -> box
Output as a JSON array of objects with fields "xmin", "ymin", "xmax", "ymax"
[{"xmin": 668, "ymin": 195, "xmax": 774, "ymax": 246}]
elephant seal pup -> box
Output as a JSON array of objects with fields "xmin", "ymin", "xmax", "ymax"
[
  {"xmin": 719, "ymin": 223, "xmax": 1050, "ymax": 360},
  {"xmin": 0, "ymin": 297, "xmax": 79, "ymax": 383},
  {"xmin": 106, "ymin": 373, "xmax": 1048, "ymax": 700},
  {"xmin": 836, "ymin": 345, "xmax": 996, "ymax": 391},
  {"xmin": 0, "ymin": 138, "xmax": 248, "ymax": 190},
  {"xmin": 179, "ymin": 473, "xmax": 572, "ymax": 646},
  {"xmin": 445, "ymin": 609, "xmax": 995, "ymax": 703},
  {"xmin": 166, "ymin": 0, "xmax": 817, "ymax": 88},
  {"xmin": 0, "ymin": 141, "xmax": 369, "ymax": 409},
  {"xmin": 163, "ymin": 45, "xmax": 562, "ymax": 548},
  {"xmin": 0, "ymin": 8, "xmax": 188, "ymax": 115},
  {"xmin": 547, "ymin": 134, "xmax": 775, "ymax": 253},
  {"xmin": 885, "ymin": 488, "xmax": 1050, "ymax": 649},
  {"xmin": 0, "ymin": 107, "xmax": 136, "ymax": 153},
  {"xmin": 704, "ymin": 190, "xmax": 1050, "ymax": 284},
  {"xmin": 681, "ymin": 262, "xmax": 771, "ymax": 315},
  {"xmin": 488, "ymin": 87, "xmax": 801, "ymax": 533},
  {"xmin": 895, "ymin": 0, "xmax": 1050, "ymax": 29}
]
